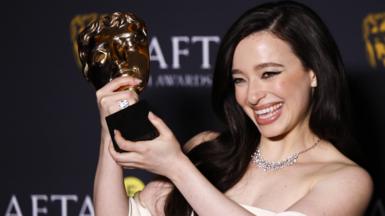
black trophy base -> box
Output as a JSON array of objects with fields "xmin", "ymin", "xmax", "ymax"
[{"xmin": 106, "ymin": 100, "xmax": 159, "ymax": 152}]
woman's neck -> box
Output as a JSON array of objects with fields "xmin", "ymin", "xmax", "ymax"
[{"xmin": 258, "ymin": 120, "xmax": 318, "ymax": 162}]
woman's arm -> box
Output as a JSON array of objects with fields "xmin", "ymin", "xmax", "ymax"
[
  {"xmin": 110, "ymin": 113, "xmax": 255, "ymax": 216},
  {"xmin": 93, "ymin": 76, "xmax": 141, "ymax": 216},
  {"xmin": 93, "ymin": 131, "xmax": 128, "ymax": 215},
  {"xmin": 169, "ymin": 151, "xmax": 255, "ymax": 216}
]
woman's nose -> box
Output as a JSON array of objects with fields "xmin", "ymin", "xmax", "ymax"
[{"xmin": 247, "ymin": 85, "xmax": 266, "ymax": 106}]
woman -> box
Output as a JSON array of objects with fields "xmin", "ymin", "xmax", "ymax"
[{"xmin": 93, "ymin": 1, "xmax": 373, "ymax": 215}]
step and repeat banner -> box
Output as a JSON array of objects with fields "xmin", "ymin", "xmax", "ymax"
[{"xmin": 1, "ymin": 0, "xmax": 385, "ymax": 215}]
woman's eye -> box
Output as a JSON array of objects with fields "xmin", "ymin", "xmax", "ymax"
[
  {"xmin": 261, "ymin": 71, "xmax": 281, "ymax": 79},
  {"xmin": 232, "ymin": 77, "xmax": 245, "ymax": 84}
]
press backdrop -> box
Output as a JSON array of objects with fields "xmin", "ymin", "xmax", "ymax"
[{"xmin": 1, "ymin": 0, "xmax": 385, "ymax": 215}]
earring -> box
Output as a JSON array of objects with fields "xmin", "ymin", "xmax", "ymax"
[
  {"xmin": 311, "ymin": 80, "xmax": 317, "ymax": 87},
  {"xmin": 311, "ymin": 75, "xmax": 317, "ymax": 87}
]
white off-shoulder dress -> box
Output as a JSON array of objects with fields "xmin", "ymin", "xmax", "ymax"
[{"xmin": 128, "ymin": 193, "xmax": 306, "ymax": 216}]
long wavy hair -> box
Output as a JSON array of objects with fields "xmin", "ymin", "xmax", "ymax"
[{"xmin": 164, "ymin": 1, "xmax": 351, "ymax": 215}]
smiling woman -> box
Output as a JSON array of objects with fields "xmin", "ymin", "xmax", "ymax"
[{"xmin": 92, "ymin": 1, "xmax": 373, "ymax": 216}]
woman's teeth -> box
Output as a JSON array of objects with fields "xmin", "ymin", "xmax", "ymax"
[{"xmin": 255, "ymin": 103, "xmax": 283, "ymax": 119}]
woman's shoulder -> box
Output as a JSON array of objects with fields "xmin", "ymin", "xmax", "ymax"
[
  {"xmin": 314, "ymin": 160, "xmax": 373, "ymax": 194},
  {"xmin": 183, "ymin": 130, "xmax": 220, "ymax": 153},
  {"xmin": 286, "ymin": 141, "xmax": 373, "ymax": 214},
  {"xmin": 300, "ymin": 142, "xmax": 373, "ymax": 214},
  {"xmin": 290, "ymin": 163, "xmax": 372, "ymax": 214},
  {"xmin": 312, "ymin": 141, "xmax": 372, "ymax": 190}
]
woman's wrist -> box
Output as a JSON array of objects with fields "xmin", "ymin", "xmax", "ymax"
[
  {"xmin": 167, "ymin": 152, "xmax": 194, "ymax": 184},
  {"xmin": 98, "ymin": 130, "xmax": 119, "ymax": 164}
]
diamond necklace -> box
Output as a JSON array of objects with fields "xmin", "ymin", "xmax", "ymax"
[{"xmin": 251, "ymin": 139, "xmax": 320, "ymax": 171}]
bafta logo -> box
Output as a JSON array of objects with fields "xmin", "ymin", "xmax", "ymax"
[{"xmin": 363, "ymin": 12, "xmax": 385, "ymax": 69}]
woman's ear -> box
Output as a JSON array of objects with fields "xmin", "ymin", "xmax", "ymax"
[{"xmin": 309, "ymin": 70, "xmax": 317, "ymax": 87}]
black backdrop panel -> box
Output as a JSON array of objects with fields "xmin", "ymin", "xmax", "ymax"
[{"xmin": 1, "ymin": 0, "xmax": 385, "ymax": 215}]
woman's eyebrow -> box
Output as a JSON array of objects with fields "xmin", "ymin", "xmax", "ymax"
[
  {"xmin": 231, "ymin": 69, "xmax": 243, "ymax": 74},
  {"xmin": 254, "ymin": 62, "xmax": 284, "ymax": 70},
  {"xmin": 232, "ymin": 62, "xmax": 284, "ymax": 74}
]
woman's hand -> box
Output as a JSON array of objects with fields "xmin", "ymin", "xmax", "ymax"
[
  {"xmin": 109, "ymin": 112, "xmax": 186, "ymax": 178},
  {"xmin": 95, "ymin": 76, "xmax": 141, "ymax": 135}
]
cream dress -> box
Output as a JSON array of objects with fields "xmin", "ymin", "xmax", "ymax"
[{"xmin": 128, "ymin": 193, "xmax": 306, "ymax": 216}]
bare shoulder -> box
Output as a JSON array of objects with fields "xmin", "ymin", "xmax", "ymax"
[
  {"xmin": 314, "ymin": 143, "xmax": 373, "ymax": 205},
  {"xmin": 183, "ymin": 131, "xmax": 219, "ymax": 153},
  {"xmin": 316, "ymin": 163, "xmax": 373, "ymax": 196},
  {"xmin": 312, "ymin": 163, "xmax": 373, "ymax": 214},
  {"xmin": 139, "ymin": 179, "xmax": 173, "ymax": 215},
  {"xmin": 288, "ymin": 142, "xmax": 373, "ymax": 215}
]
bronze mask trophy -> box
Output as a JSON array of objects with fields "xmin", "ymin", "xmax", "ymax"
[{"xmin": 77, "ymin": 12, "xmax": 158, "ymax": 152}]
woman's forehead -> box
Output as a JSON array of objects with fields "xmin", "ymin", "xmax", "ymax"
[{"xmin": 232, "ymin": 32, "xmax": 299, "ymax": 69}]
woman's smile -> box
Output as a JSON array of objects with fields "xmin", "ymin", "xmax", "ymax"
[{"xmin": 253, "ymin": 102, "xmax": 283, "ymax": 125}]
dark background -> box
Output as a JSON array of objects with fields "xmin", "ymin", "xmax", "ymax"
[{"xmin": 1, "ymin": 0, "xmax": 384, "ymax": 215}]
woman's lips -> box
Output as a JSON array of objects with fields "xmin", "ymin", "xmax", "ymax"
[{"xmin": 254, "ymin": 102, "xmax": 283, "ymax": 125}]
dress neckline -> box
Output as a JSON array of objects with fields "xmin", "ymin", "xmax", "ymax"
[
  {"xmin": 239, "ymin": 203, "xmax": 277, "ymax": 214},
  {"xmin": 239, "ymin": 204, "xmax": 307, "ymax": 216}
]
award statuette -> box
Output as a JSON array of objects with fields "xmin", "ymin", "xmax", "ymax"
[{"xmin": 77, "ymin": 12, "xmax": 158, "ymax": 152}]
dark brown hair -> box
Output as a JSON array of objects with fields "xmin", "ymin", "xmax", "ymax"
[{"xmin": 164, "ymin": 1, "xmax": 351, "ymax": 215}]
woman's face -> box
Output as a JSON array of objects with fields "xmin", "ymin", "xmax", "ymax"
[{"xmin": 232, "ymin": 31, "xmax": 317, "ymax": 139}]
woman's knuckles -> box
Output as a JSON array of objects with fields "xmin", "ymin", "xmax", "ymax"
[
  {"xmin": 137, "ymin": 145, "xmax": 149, "ymax": 153},
  {"xmin": 96, "ymin": 89, "xmax": 104, "ymax": 99},
  {"xmin": 106, "ymin": 107, "xmax": 112, "ymax": 115},
  {"xmin": 120, "ymin": 142, "xmax": 132, "ymax": 151},
  {"xmin": 115, "ymin": 132, "xmax": 126, "ymax": 143},
  {"xmin": 98, "ymin": 95, "xmax": 109, "ymax": 106},
  {"xmin": 162, "ymin": 132, "xmax": 174, "ymax": 140},
  {"xmin": 127, "ymin": 98, "xmax": 137, "ymax": 106}
]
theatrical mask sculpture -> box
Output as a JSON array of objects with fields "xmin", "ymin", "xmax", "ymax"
[{"xmin": 77, "ymin": 12, "xmax": 158, "ymax": 152}]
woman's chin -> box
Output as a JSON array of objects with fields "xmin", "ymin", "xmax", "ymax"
[{"xmin": 255, "ymin": 123, "xmax": 288, "ymax": 140}]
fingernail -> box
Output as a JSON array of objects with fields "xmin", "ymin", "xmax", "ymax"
[
  {"xmin": 148, "ymin": 111, "xmax": 154, "ymax": 119},
  {"xmin": 114, "ymin": 129, "xmax": 119, "ymax": 135},
  {"xmin": 134, "ymin": 78, "xmax": 142, "ymax": 84}
]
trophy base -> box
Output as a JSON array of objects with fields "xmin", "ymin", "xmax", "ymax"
[{"xmin": 106, "ymin": 100, "xmax": 159, "ymax": 152}]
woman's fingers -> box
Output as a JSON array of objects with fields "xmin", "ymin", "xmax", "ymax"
[
  {"xmin": 114, "ymin": 130, "xmax": 143, "ymax": 152},
  {"xmin": 97, "ymin": 87, "xmax": 139, "ymax": 118},
  {"xmin": 109, "ymin": 123, "xmax": 182, "ymax": 175},
  {"xmin": 147, "ymin": 112, "xmax": 173, "ymax": 138},
  {"xmin": 99, "ymin": 90, "xmax": 139, "ymax": 114},
  {"xmin": 96, "ymin": 76, "xmax": 142, "ymax": 134},
  {"xmin": 96, "ymin": 76, "xmax": 141, "ymax": 98},
  {"xmin": 108, "ymin": 138, "xmax": 143, "ymax": 164}
]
